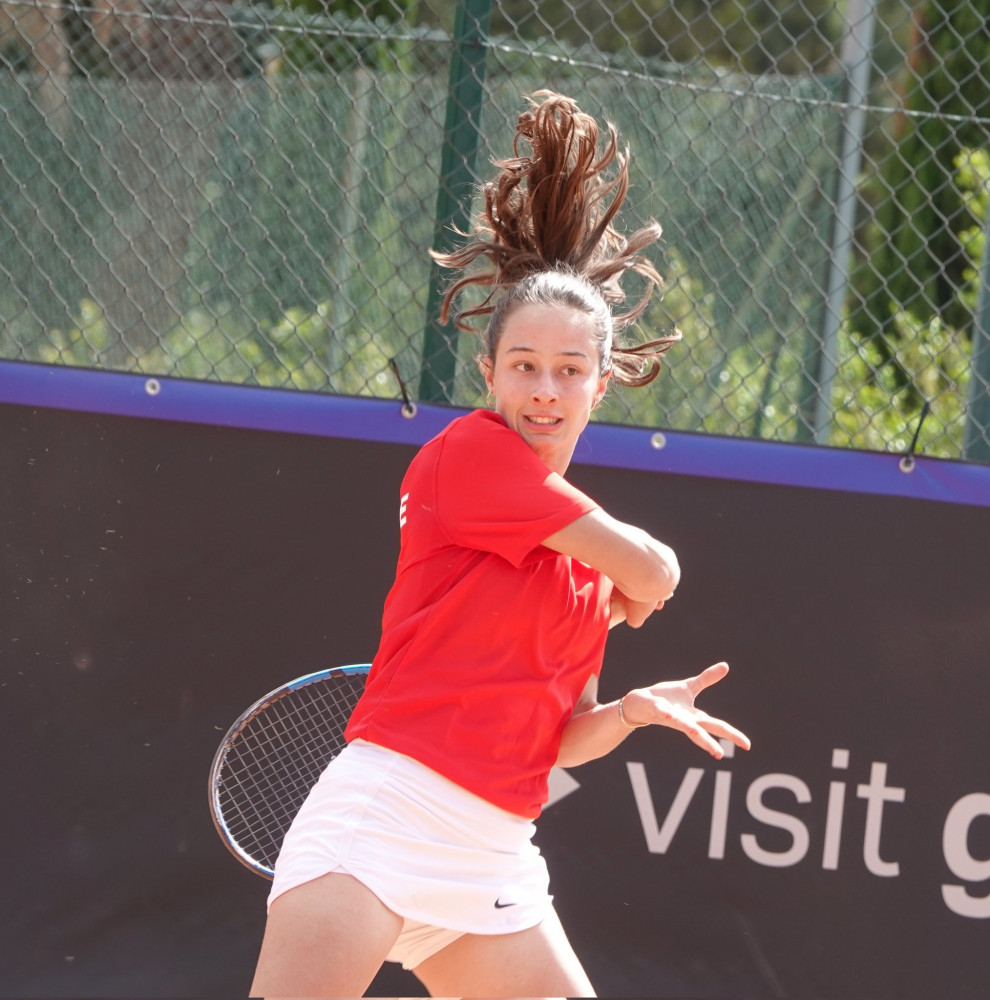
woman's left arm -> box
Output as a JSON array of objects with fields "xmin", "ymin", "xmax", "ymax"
[{"xmin": 555, "ymin": 664, "xmax": 751, "ymax": 769}]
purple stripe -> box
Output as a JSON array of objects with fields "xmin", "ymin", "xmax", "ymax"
[{"xmin": 2, "ymin": 360, "xmax": 988, "ymax": 508}]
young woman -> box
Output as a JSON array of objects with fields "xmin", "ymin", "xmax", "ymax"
[{"xmin": 250, "ymin": 91, "xmax": 750, "ymax": 999}]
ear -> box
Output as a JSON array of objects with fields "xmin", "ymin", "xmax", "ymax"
[
  {"xmin": 479, "ymin": 356, "xmax": 495, "ymax": 394},
  {"xmin": 592, "ymin": 370, "xmax": 611, "ymax": 409}
]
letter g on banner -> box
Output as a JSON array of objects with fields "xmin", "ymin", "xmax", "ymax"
[{"xmin": 942, "ymin": 792, "xmax": 990, "ymax": 918}]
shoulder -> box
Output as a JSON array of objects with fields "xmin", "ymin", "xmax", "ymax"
[
  {"xmin": 403, "ymin": 411, "xmax": 504, "ymax": 491},
  {"xmin": 415, "ymin": 410, "xmax": 502, "ymax": 453},
  {"xmin": 444, "ymin": 408, "xmax": 509, "ymax": 444},
  {"xmin": 423, "ymin": 409, "xmax": 525, "ymax": 468}
]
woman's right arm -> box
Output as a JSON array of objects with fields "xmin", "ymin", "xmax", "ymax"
[{"xmin": 542, "ymin": 508, "xmax": 680, "ymax": 616}]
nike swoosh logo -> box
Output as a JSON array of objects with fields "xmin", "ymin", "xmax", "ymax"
[{"xmin": 494, "ymin": 899, "xmax": 517, "ymax": 908}]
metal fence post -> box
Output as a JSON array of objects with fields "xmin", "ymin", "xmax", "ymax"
[
  {"xmin": 963, "ymin": 205, "xmax": 990, "ymax": 462},
  {"xmin": 417, "ymin": 0, "xmax": 493, "ymax": 404},
  {"xmin": 813, "ymin": 0, "xmax": 878, "ymax": 445}
]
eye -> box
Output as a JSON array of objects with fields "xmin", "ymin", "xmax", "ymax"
[
  {"xmin": 562, "ymin": 365, "xmax": 581, "ymax": 376},
  {"xmin": 515, "ymin": 361, "xmax": 535, "ymax": 372}
]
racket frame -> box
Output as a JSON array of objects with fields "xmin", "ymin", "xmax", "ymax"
[{"xmin": 207, "ymin": 663, "xmax": 370, "ymax": 878}]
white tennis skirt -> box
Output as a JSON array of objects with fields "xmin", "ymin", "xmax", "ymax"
[{"xmin": 268, "ymin": 739, "xmax": 553, "ymax": 970}]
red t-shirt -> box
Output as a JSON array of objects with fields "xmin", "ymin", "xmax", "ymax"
[{"xmin": 345, "ymin": 409, "xmax": 612, "ymax": 818}]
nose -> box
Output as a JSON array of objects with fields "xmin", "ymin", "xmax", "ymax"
[{"xmin": 532, "ymin": 371, "xmax": 559, "ymax": 402}]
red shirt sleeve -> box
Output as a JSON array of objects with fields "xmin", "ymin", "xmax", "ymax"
[{"xmin": 434, "ymin": 411, "xmax": 599, "ymax": 568}]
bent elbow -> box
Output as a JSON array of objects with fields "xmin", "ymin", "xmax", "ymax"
[
  {"xmin": 637, "ymin": 544, "xmax": 679, "ymax": 603},
  {"xmin": 659, "ymin": 546, "xmax": 680, "ymax": 598}
]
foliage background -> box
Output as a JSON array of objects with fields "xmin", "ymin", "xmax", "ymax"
[{"xmin": 1, "ymin": 0, "xmax": 988, "ymax": 460}]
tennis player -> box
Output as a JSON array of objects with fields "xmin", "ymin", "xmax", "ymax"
[{"xmin": 250, "ymin": 91, "xmax": 750, "ymax": 998}]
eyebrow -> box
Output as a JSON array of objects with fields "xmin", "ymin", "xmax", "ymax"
[{"xmin": 503, "ymin": 345, "xmax": 591, "ymax": 358}]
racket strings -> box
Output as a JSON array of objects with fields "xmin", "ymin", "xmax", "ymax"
[{"xmin": 215, "ymin": 672, "xmax": 366, "ymax": 873}]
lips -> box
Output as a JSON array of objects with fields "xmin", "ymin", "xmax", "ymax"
[{"xmin": 524, "ymin": 415, "xmax": 562, "ymax": 426}]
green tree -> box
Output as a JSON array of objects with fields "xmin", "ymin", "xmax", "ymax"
[
  {"xmin": 267, "ymin": 0, "xmax": 423, "ymax": 72},
  {"xmin": 490, "ymin": 0, "xmax": 843, "ymax": 73},
  {"xmin": 277, "ymin": 0, "xmax": 416, "ymax": 16},
  {"xmin": 852, "ymin": 0, "xmax": 990, "ymax": 386}
]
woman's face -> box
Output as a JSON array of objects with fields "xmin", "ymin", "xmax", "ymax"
[{"xmin": 481, "ymin": 302, "xmax": 610, "ymax": 476}]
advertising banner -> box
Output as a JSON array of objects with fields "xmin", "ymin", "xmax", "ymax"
[{"xmin": 1, "ymin": 363, "xmax": 988, "ymax": 997}]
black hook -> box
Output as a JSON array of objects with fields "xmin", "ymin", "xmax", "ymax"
[
  {"xmin": 899, "ymin": 400, "xmax": 931, "ymax": 473},
  {"xmin": 389, "ymin": 358, "xmax": 417, "ymax": 418}
]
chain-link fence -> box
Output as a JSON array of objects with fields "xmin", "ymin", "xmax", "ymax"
[{"xmin": 2, "ymin": 0, "xmax": 989, "ymax": 460}]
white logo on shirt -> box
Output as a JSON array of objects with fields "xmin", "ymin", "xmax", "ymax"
[{"xmin": 399, "ymin": 492, "xmax": 409, "ymax": 528}]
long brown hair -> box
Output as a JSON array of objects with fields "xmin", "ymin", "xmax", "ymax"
[{"xmin": 431, "ymin": 90, "xmax": 680, "ymax": 387}]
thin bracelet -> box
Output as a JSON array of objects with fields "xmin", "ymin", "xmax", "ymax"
[{"xmin": 617, "ymin": 695, "xmax": 646, "ymax": 730}]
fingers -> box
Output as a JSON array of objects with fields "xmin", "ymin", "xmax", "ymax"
[
  {"xmin": 699, "ymin": 714, "xmax": 751, "ymax": 753},
  {"xmin": 687, "ymin": 661, "xmax": 729, "ymax": 693},
  {"xmin": 670, "ymin": 711, "xmax": 748, "ymax": 759},
  {"xmin": 625, "ymin": 598, "xmax": 664, "ymax": 629},
  {"xmin": 681, "ymin": 722, "xmax": 725, "ymax": 758},
  {"xmin": 689, "ymin": 663, "xmax": 751, "ymax": 752},
  {"xmin": 678, "ymin": 720, "xmax": 750, "ymax": 759},
  {"xmin": 638, "ymin": 662, "xmax": 750, "ymax": 758}
]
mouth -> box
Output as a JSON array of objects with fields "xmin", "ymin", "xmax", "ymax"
[{"xmin": 524, "ymin": 415, "xmax": 562, "ymax": 427}]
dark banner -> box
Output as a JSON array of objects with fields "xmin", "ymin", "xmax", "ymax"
[{"xmin": 2, "ymin": 376, "xmax": 989, "ymax": 997}]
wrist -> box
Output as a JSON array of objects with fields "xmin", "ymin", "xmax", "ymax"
[{"xmin": 617, "ymin": 694, "xmax": 648, "ymax": 730}]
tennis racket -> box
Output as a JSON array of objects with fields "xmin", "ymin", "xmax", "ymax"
[{"xmin": 208, "ymin": 663, "xmax": 370, "ymax": 878}]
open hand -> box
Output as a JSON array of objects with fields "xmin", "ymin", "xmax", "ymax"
[{"xmin": 621, "ymin": 662, "xmax": 750, "ymax": 759}]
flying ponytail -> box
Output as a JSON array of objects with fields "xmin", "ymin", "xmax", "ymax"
[{"xmin": 431, "ymin": 90, "xmax": 680, "ymax": 386}]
